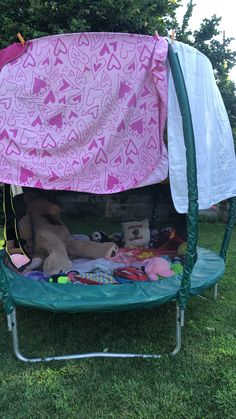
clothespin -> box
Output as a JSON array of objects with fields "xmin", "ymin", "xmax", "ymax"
[
  {"xmin": 171, "ymin": 30, "xmax": 175, "ymax": 44},
  {"xmin": 154, "ymin": 30, "xmax": 159, "ymax": 39},
  {"xmin": 17, "ymin": 33, "xmax": 26, "ymax": 46}
]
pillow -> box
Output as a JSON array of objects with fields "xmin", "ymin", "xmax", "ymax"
[{"xmin": 122, "ymin": 219, "xmax": 150, "ymax": 248}]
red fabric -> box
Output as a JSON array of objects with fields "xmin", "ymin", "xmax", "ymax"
[{"xmin": 114, "ymin": 267, "xmax": 147, "ymax": 281}]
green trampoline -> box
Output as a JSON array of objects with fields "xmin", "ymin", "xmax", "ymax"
[
  {"xmin": 0, "ymin": 247, "xmax": 226, "ymax": 313},
  {"xmin": 0, "ymin": 34, "xmax": 235, "ymax": 362}
]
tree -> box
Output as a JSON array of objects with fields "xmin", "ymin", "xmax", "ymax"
[
  {"xmin": 176, "ymin": 1, "xmax": 236, "ymax": 142},
  {"xmin": 0, "ymin": 0, "xmax": 181, "ymax": 48},
  {"xmin": 0, "ymin": 0, "xmax": 235, "ymax": 138}
]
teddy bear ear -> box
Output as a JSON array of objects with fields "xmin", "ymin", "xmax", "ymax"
[
  {"xmin": 91, "ymin": 231, "xmax": 102, "ymax": 242},
  {"xmin": 23, "ymin": 190, "xmax": 40, "ymax": 205},
  {"xmin": 49, "ymin": 203, "xmax": 61, "ymax": 216}
]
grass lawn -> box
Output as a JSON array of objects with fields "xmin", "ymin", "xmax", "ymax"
[{"xmin": 0, "ymin": 222, "xmax": 236, "ymax": 419}]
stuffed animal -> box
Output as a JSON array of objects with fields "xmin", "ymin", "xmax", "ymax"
[
  {"xmin": 91, "ymin": 231, "xmax": 112, "ymax": 243},
  {"xmin": 145, "ymin": 257, "xmax": 175, "ymax": 281},
  {"xmin": 149, "ymin": 227, "xmax": 185, "ymax": 251},
  {"xmin": 122, "ymin": 219, "xmax": 150, "ymax": 247},
  {"xmin": 19, "ymin": 198, "xmax": 118, "ymax": 275},
  {"xmin": 91, "ymin": 231, "xmax": 125, "ymax": 247}
]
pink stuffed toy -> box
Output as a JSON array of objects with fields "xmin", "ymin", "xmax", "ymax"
[
  {"xmin": 10, "ymin": 254, "xmax": 30, "ymax": 269},
  {"xmin": 145, "ymin": 257, "xmax": 175, "ymax": 281}
]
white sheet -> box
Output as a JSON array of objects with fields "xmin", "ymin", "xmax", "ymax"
[{"xmin": 167, "ymin": 41, "xmax": 236, "ymax": 213}]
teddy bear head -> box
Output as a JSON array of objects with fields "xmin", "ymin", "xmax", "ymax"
[{"xmin": 27, "ymin": 198, "xmax": 61, "ymax": 219}]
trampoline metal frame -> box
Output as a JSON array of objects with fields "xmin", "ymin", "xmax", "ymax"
[{"xmin": 7, "ymin": 305, "xmax": 184, "ymax": 362}]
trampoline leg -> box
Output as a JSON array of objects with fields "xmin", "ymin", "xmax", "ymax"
[
  {"xmin": 7, "ymin": 314, "xmax": 12, "ymax": 331},
  {"xmin": 7, "ymin": 305, "xmax": 184, "ymax": 362},
  {"xmin": 170, "ymin": 305, "xmax": 184, "ymax": 356},
  {"xmin": 9, "ymin": 308, "xmax": 42, "ymax": 362},
  {"xmin": 213, "ymin": 283, "xmax": 218, "ymax": 300}
]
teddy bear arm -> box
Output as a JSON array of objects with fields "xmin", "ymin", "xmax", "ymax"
[
  {"xmin": 33, "ymin": 231, "xmax": 63, "ymax": 254},
  {"xmin": 66, "ymin": 239, "xmax": 118, "ymax": 259},
  {"xmin": 41, "ymin": 237, "xmax": 72, "ymax": 275}
]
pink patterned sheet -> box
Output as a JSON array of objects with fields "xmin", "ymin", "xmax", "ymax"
[
  {"xmin": 109, "ymin": 247, "xmax": 176, "ymax": 265},
  {"xmin": 0, "ymin": 33, "xmax": 168, "ymax": 193}
]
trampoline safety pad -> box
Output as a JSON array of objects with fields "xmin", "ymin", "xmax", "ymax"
[{"xmin": 0, "ymin": 247, "xmax": 225, "ymax": 313}]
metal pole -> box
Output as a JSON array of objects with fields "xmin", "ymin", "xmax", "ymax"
[
  {"xmin": 10, "ymin": 309, "xmax": 33, "ymax": 362},
  {"xmin": 213, "ymin": 283, "xmax": 218, "ymax": 300},
  {"xmin": 9, "ymin": 305, "xmax": 183, "ymax": 363},
  {"xmin": 170, "ymin": 305, "xmax": 184, "ymax": 356},
  {"xmin": 7, "ymin": 314, "xmax": 12, "ymax": 331}
]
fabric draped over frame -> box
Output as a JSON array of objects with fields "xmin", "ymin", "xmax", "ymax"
[
  {"xmin": 168, "ymin": 41, "xmax": 236, "ymax": 213},
  {"xmin": 0, "ymin": 33, "xmax": 168, "ymax": 194}
]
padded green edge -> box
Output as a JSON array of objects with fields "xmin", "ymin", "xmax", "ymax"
[
  {"xmin": 0, "ymin": 248, "xmax": 225, "ymax": 313},
  {"xmin": 168, "ymin": 43, "xmax": 199, "ymax": 310},
  {"xmin": 0, "ymin": 255, "xmax": 14, "ymax": 315},
  {"xmin": 220, "ymin": 197, "xmax": 236, "ymax": 261}
]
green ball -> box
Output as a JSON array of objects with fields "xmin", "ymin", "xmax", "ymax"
[
  {"xmin": 171, "ymin": 263, "xmax": 183, "ymax": 275},
  {"xmin": 57, "ymin": 276, "xmax": 70, "ymax": 284},
  {"xmin": 49, "ymin": 276, "xmax": 70, "ymax": 284}
]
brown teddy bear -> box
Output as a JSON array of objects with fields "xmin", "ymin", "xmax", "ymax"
[{"xmin": 19, "ymin": 197, "xmax": 118, "ymax": 275}]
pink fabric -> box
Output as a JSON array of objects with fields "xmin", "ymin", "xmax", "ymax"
[
  {"xmin": 145, "ymin": 257, "xmax": 175, "ymax": 280},
  {"xmin": 0, "ymin": 33, "xmax": 168, "ymax": 193},
  {"xmin": 10, "ymin": 253, "xmax": 30, "ymax": 268},
  {"xmin": 0, "ymin": 42, "xmax": 27, "ymax": 70},
  {"xmin": 108, "ymin": 247, "xmax": 176, "ymax": 264}
]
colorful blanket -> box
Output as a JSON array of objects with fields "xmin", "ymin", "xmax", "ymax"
[{"xmin": 0, "ymin": 33, "xmax": 168, "ymax": 193}]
